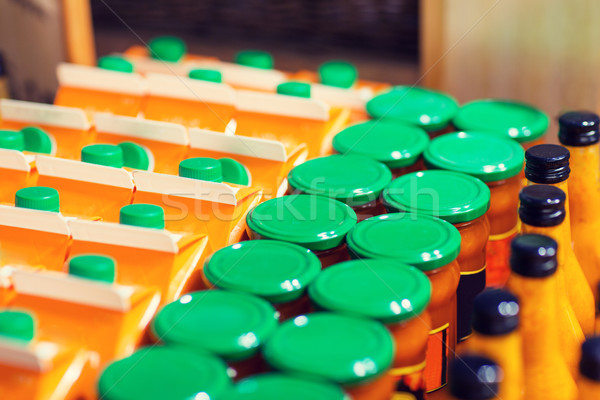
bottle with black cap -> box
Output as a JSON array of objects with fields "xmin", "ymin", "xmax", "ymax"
[
  {"xmin": 579, "ymin": 336, "xmax": 600, "ymax": 398},
  {"xmin": 464, "ymin": 289, "xmax": 523, "ymax": 400},
  {"xmin": 518, "ymin": 184, "xmax": 588, "ymax": 375},
  {"xmin": 558, "ymin": 111, "xmax": 600, "ymax": 305},
  {"xmin": 506, "ymin": 234, "xmax": 577, "ymax": 400},
  {"xmin": 447, "ymin": 354, "xmax": 502, "ymax": 400}
]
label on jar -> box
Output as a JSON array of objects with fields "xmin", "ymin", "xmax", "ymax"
[
  {"xmin": 457, "ymin": 265, "xmax": 487, "ymax": 342},
  {"xmin": 425, "ymin": 323, "xmax": 449, "ymax": 393},
  {"xmin": 390, "ymin": 361, "xmax": 426, "ymax": 400},
  {"xmin": 486, "ymin": 226, "xmax": 518, "ymax": 287}
]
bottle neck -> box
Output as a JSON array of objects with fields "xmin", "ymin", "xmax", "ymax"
[{"xmin": 567, "ymin": 144, "xmax": 600, "ymax": 218}]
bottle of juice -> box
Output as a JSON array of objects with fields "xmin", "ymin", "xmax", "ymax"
[
  {"xmin": 447, "ymin": 354, "xmax": 502, "ymax": 400},
  {"xmin": 506, "ymin": 234, "xmax": 577, "ymax": 400},
  {"xmin": 579, "ymin": 337, "xmax": 600, "ymax": 399}
]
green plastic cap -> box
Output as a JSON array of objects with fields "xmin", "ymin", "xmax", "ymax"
[
  {"xmin": 69, "ymin": 254, "xmax": 116, "ymax": 284},
  {"xmin": 98, "ymin": 55, "xmax": 134, "ymax": 73},
  {"xmin": 318, "ymin": 61, "xmax": 358, "ymax": 89},
  {"xmin": 179, "ymin": 157, "xmax": 223, "ymax": 182},
  {"xmin": 263, "ymin": 312, "xmax": 394, "ymax": 384},
  {"xmin": 20, "ymin": 126, "xmax": 53, "ymax": 154},
  {"xmin": 15, "ymin": 186, "xmax": 59, "ymax": 212},
  {"xmin": 424, "ymin": 131, "xmax": 525, "ymax": 182},
  {"xmin": 98, "ymin": 346, "xmax": 231, "ymax": 400},
  {"xmin": 383, "ymin": 170, "xmax": 491, "ymax": 224},
  {"xmin": 235, "ymin": 50, "xmax": 274, "ymax": 69},
  {"xmin": 277, "ymin": 82, "xmax": 311, "ymax": 98},
  {"xmin": 119, "ymin": 204, "xmax": 165, "ymax": 229},
  {"xmin": 220, "ymin": 158, "xmax": 250, "ymax": 186},
  {"xmin": 118, "ymin": 142, "xmax": 151, "ymax": 170},
  {"xmin": 288, "ymin": 154, "xmax": 392, "ymax": 206},
  {"xmin": 189, "ymin": 68, "xmax": 223, "ymax": 83},
  {"xmin": 224, "ymin": 373, "xmax": 349, "ymax": 400},
  {"xmin": 333, "ymin": 120, "xmax": 430, "ymax": 169},
  {"xmin": 366, "ymin": 86, "xmax": 459, "ymax": 131},
  {"xmin": 0, "ymin": 129, "xmax": 25, "ymax": 151},
  {"xmin": 310, "ymin": 259, "xmax": 431, "ymax": 324},
  {"xmin": 205, "ymin": 240, "xmax": 321, "ymax": 304},
  {"xmin": 148, "ymin": 36, "xmax": 186, "ymax": 62},
  {"xmin": 152, "ymin": 290, "xmax": 278, "ymax": 361},
  {"xmin": 246, "ymin": 194, "xmax": 357, "ymax": 251},
  {"xmin": 454, "ymin": 99, "xmax": 549, "ymax": 143},
  {"xmin": 347, "ymin": 213, "xmax": 461, "ymax": 271},
  {"xmin": 81, "ymin": 144, "xmax": 124, "ymax": 168},
  {"xmin": 0, "ymin": 310, "xmax": 35, "ymax": 342}
]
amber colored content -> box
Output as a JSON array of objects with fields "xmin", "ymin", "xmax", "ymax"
[
  {"xmin": 578, "ymin": 377, "xmax": 600, "ymax": 399},
  {"xmin": 507, "ymin": 273, "xmax": 577, "ymax": 400}
]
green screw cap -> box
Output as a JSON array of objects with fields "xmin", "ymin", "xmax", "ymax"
[
  {"xmin": 81, "ymin": 144, "xmax": 124, "ymax": 168},
  {"xmin": 148, "ymin": 36, "xmax": 186, "ymax": 62},
  {"xmin": 277, "ymin": 82, "xmax": 311, "ymax": 98},
  {"xmin": 366, "ymin": 86, "xmax": 459, "ymax": 131},
  {"xmin": 246, "ymin": 194, "xmax": 358, "ymax": 251},
  {"xmin": 98, "ymin": 55, "xmax": 134, "ymax": 73},
  {"xmin": 383, "ymin": 170, "xmax": 491, "ymax": 224},
  {"xmin": 235, "ymin": 50, "xmax": 274, "ymax": 69},
  {"xmin": 189, "ymin": 68, "xmax": 223, "ymax": 83},
  {"xmin": 15, "ymin": 186, "xmax": 59, "ymax": 212},
  {"xmin": 0, "ymin": 310, "xmax": 35, "ymax": 342},
  {"xmin": 288, "ymin": 154, "xmax": 392, "ymax": 206},
  {"xmin": 179, "ymin": 157, "xmax": 223, "ymax": 182},
  {"xmin": 20, "ymin": 126, "xmax": 53, "ymax": 154},
  {"xmin": 205, "ymin": 240, "xmax": 322, "ymax": 303},
  {"xmin": 263, "ymin": 312, "xmax": 394, "ymax": 384},
  {"xmin": 424, "ymin": 131, "xmax": 525, "ymax": 182},
  {"xmin": 347, "ymin": 213, "xmax": 461, "ymax": 271},
  {"xmin": 220, "ymin": 158, "xmax": 250, "ymax": 186},
  {"xmin": 453, "ymin": 99, "xmax": 549, "ymax": 143},
  {"xmin": 0, "ymin": 129, "xmax": 25, "ymax": 151},
  {"xmin": 69, "ymin": 254, "xmax": 116, "ymax": 284},
  {"xmin": 120, "ymin": 204, "xmax": 165, "ymax": 229},
  {"xmin": 152, "ymin": 290, "xmax": 279, "ymax": 361},
  {"xmin": 98, "ymin": 346, "xmax": 231, "ymax": 400},
  {"xmin": 118, "ymin": 142, "xmax": 151, "ymax": 170},
  {"xmin": 332, "ymin": 120, "xmax": 430, "ymax": 169},
  {"xmin": 318, "ymin": 61, "xmax": 358, "ymax": 89},
  {"xmin": 309, "ymin": 259, "xmax": 431, "ymax": 324}
]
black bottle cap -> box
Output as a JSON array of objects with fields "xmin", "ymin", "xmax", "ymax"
[
  {"xmin": 472, "ymin": 289, "xmax": 520, "ymax": 336},
  {"xmin": 580, "ymin": 337, "xmax": 600, "ymax": 381},
  {"xmin": 510, "ymin": 234, "xmax": 558, "ymax": 278},
  {"xmin": 519, "ymin": 185, "xmax": 566, "ymax": 227},
  {"xmin": 558, "ymin": 111, "xmax": 600, "ymax": 147},
  {"xmin": 525, "ymin": 144, "xmax": 570, "ymax": 184},
  {"xmin": 449, "ymin": 355, "xmax": 501, "ymax": 400}
]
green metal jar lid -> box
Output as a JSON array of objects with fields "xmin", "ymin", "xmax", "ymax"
[
  {"xmin": 118, "ymin": 142, "xmax": 150, "ymax": 170},
  {"xmin": 277, "ymin": 82, "xmax": 311, "ymax": 98},
  {"xmin": 15, "ymin": 186, "xmax": 59, "ymax": 212},
  {"xmin": 0, "ymin": 310, "xmax": 35, "ymax": 342},
  {"xmin": 69, "ymin": 254, "xmax": 116, "ymax": 284},
  {"xmin": 366, "ymin": 86, "xmax": 459, "ymax": 131},
  {"xmin": 224, "ymin": 373, "xmax": 349, "ymax": 400},
  {"xmin": 204, "ymin": 240, "xmax": 321, "ymax": 303},
  {"xmin": 152, "ymin": 290, "xmax": 278, "ymax": 361},
  {"xmin": 0, "ymin": 129, "xmax": 25, "ymax": 151},
  {"xmin": 81, "ymin": 144, "xmax": 124, "ymax": 168},
  {"xmin": 119, "ymin": 204, "xmax": 165, "ymax": 229},
  {"xmin": 424, "ymin": 131, "xmax": 525, "ymax": 182},
  {"xmin": 309, "ymin": 259, "xmax": 431, "ymax": 324},
  {"xmin": 347, "ymin": 213, "xmax": 461, "ymax": 271},
  {"xmin": 332, "ymin": 120, "xmax": 430, "ymax": 169},
  {"xmin": 318, "ymin": 61, "xmax": 358, "ymax": 89},
  {"xmin": 98, "ymin": 55, "xmax": 134, "ymax": 73},
  {"xmin": 288, "ymin": 154, "xmax": 392, "ymax": 207},
  {"xmin": 148, "ymin": 36, "xmax": 186, "ymax": 62},
  {"xmin": 189, "ymin": 68, "xmax": 223, "ymax": 83},
  {"xmin": 453, "ymin": 99, "xmax": 549, "ymax": 143},
  {"xmin": 382, "ymin": 170, "xmax": 491, "ymax": 223},
  {"xmin": 263, "ymin": 312, "xmax": 394, "ymax": 385},
  {"xmin": 20, "ymin": 126, "xmax": 53, "ymax": 154},
  {"xmin": 235, "ymin": 50, "xmax": 274, "ymax": 69},
  {"xmin": 98, "ymin": 346, "xmax": 231, "ymax": 400},
  {"xmin": 246, "ymin": 194, "xmax": 357, "ymax": 251}
]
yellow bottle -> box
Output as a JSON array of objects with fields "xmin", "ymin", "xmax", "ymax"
[
  {"xmin": 507, "ymin": 234, "xmax": 577, "ymax": 400},
  {"xmin": 579, "ymin": 337, "xmax": 600, "ymax": 399},
  {"xmin": 447, "ymin": 354, "xmax": 502, "ymax": 400}
]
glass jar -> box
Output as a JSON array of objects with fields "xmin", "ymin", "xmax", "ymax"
[
  {"xmin": 203, "ymin": 240, "xmax": 321, "ymax": 321},
  {"xmin": 287, "ymin": 154, "xmax": 391, "ymax": 222},
  {"xmin": 382, "ymin": 170, "xmax": 491, "ymax": 342},
  {"xmin": 332, "ymin": 120, "xmax": 429, "ymax": 179},
  {"xmin": 246, "ymin": 194, "xmax": 357, "ymax": 268},
  {"xmin": 309, "ymin": 259, "xmax": 432, "ymax": 400},
  {"xmin": 346, "ymin": 213, "xmax": 461, "ymax": 395}
]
